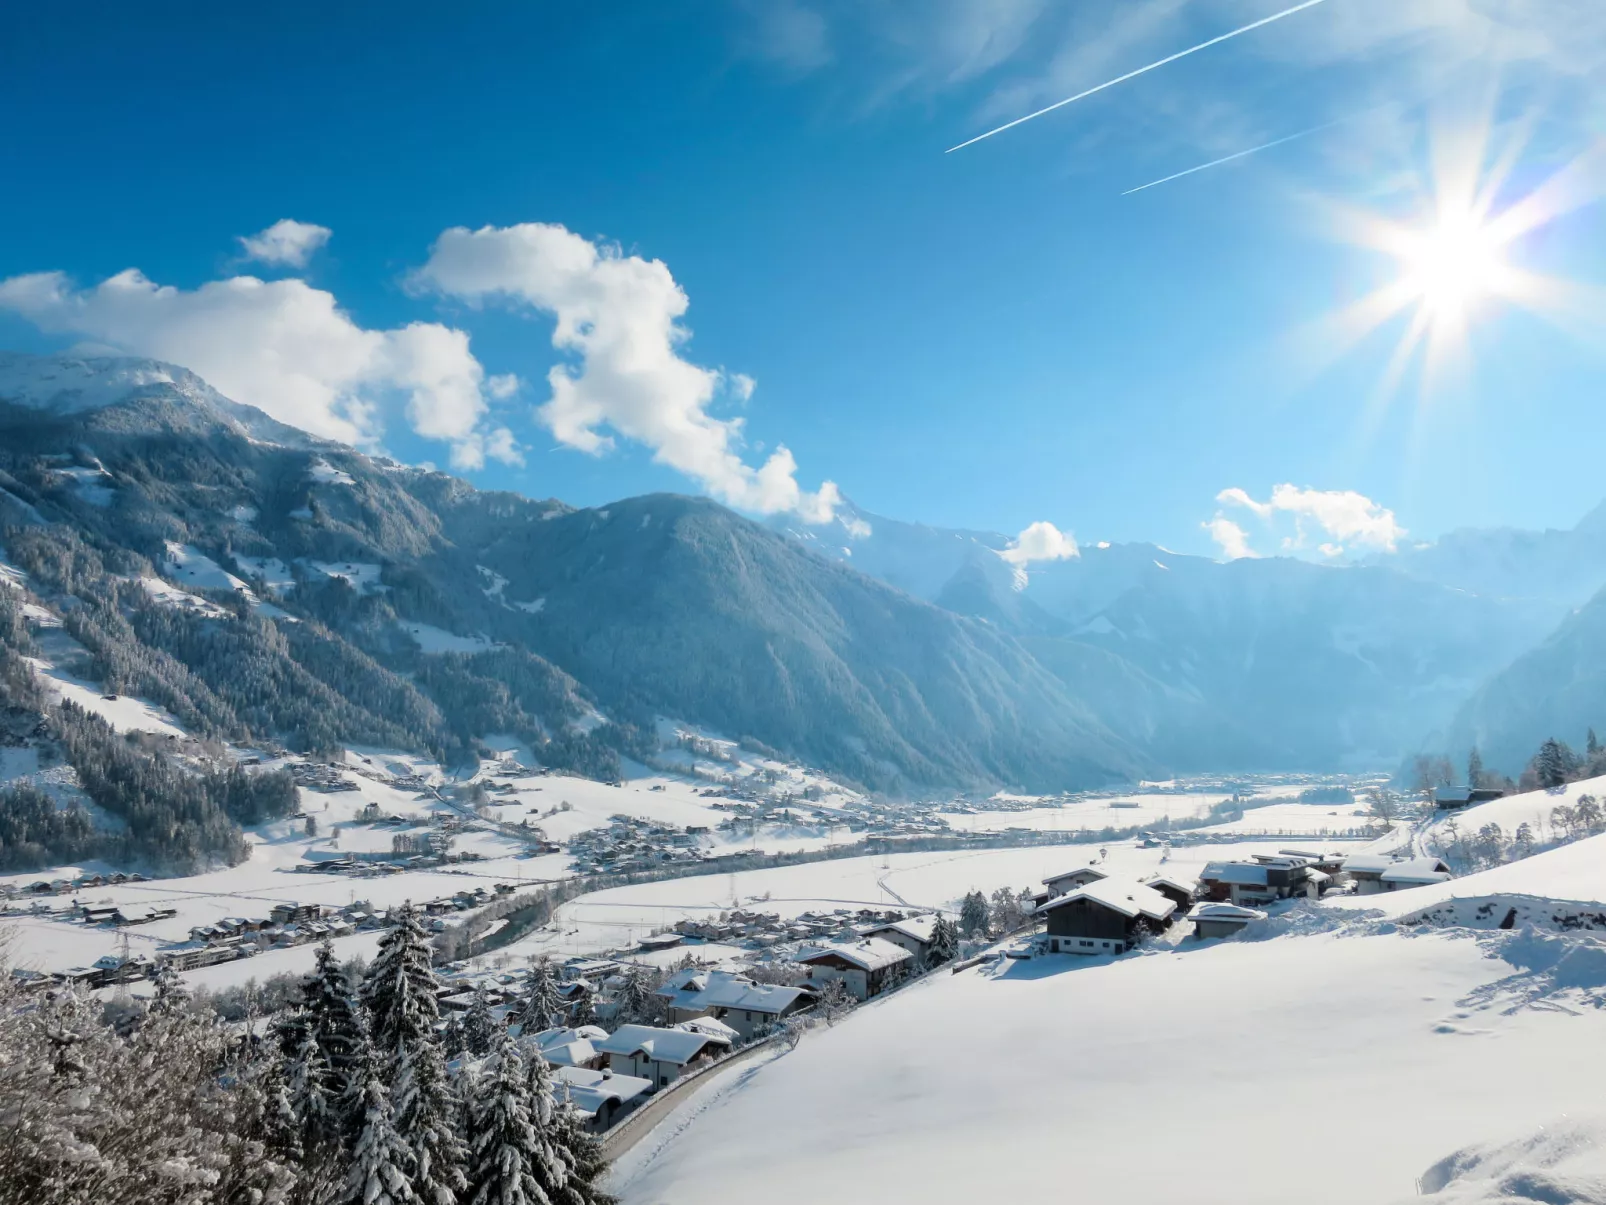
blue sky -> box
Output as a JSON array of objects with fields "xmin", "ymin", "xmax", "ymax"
[{"xmin": 2, "ymin": 1, "xmax": 1603, "ymax": 560}]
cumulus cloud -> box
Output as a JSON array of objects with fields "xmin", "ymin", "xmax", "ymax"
[
  {"xmin": 1212, "ymin": 483, "xmax": 1405, "ymax": 558},
  {"xmin": 237, "ymin": 219, "xmax": 332, "ymax": 268},
  {"xmin": 0, "ymin": 266, "xmax": 517, "ymax": 470},
  {"xmin": 1203, "ymin": 515, "xmax": 1258, "ymax": 560},
  {"xmin": 999, "ymin": 520, "xmax": 1080, "ymax": 566},
  {"xmin": 413, "ymin": 221, "xmax": 840, "ymax": 521}
]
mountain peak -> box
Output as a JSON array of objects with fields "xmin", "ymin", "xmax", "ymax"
[{"xmin": 0, "ymin": 349, "xmax": 317, "ymax": 447}]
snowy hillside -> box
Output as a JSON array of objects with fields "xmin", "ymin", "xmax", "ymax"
[{"xmin": 613, "ymin": 922, "xmax": 1606, "ymax": 1203}]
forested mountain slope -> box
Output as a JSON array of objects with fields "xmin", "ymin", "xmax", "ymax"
[{"xmin": 0, "ymin": 352, "xmax": 1147, "ymax": 796}]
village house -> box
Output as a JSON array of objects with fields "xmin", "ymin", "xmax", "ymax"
[
  {"xmin": 527, "ymin": 1025, "xmax": 609, "ymax": 1069},
  {"xmin": 1187, "ymin": 901, "xmax": 1266, "ymax": 940},
  {"xmin": 1033, "ymin": 865, "xmax": 1110, "ymax": 906},
  {"xmin": 862, "ymin": 913, "xmax": 940, "ymax": 962},
  {"xmin": 1035, "ymin": 878, "xmax": 1176, "ymax": 956},
  {"xmin": 1141, "ymin": 876, "xmax": 1198, "ymax": 912},
  {"xmin": 1198, "ymin": 853, "xmax": 1318, "ymax": 905},
  {"xmin": 1343, "ymin": 854, "xmax": 1453, "ymax": 895},
  {"xmin": 793, "ymin": 937, "xmax": 913, "ymax": 1001},
  {"xmin": 655, "ymin": 968, "xmax": 813, "ymax": 1038},
  {"xmin": 1432, "ymin": 785, "xmax": 1506, "ymax": 810},
  {"xmin": 594, "ymin": 1023, "xmax": 733, "ymax": 1089},
  {"xmin": 550, "ymin": 1065, "xmax": 653, "ymax": 1129}
]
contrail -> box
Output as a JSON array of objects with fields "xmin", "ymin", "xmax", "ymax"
[
  {"xmin": 1121, "ymin": 121, "xmax": 1338, "ymax": 194},
  {"xmin": 945, "ymin": 0, "xmax": 1330, "ymax": 154}
]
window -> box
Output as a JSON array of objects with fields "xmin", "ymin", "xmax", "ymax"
[{"xmin": 1080, "ymin": 940, "xmax": 1094, "ymax": 947}]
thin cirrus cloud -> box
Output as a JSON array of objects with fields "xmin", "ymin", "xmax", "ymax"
[
  {"xmin": 1206, "ymin": 483, "xmax": 1405, "ymax": 559},
  {"xmin": 0, "ymin": 232, "xmax": 519, "ymax": 472},
  {"xmin": 237, "ymin": 218, "xmax": 332, "ymax": 269},
  {"xmin": 412, "ymin": 221, "xmax": 841, "ymax": 523}
]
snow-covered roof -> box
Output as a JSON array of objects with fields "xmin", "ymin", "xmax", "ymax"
[
  {"xmin": 794, "ymin": 936, "xmax": 913, "ymax": 973},
  {"xmin": 1200, "ymin": 861, "xmax": 1270, "ymax": 887},
  {"xmin": 1379, "ymin": 857, "xmax": 1453, "ymax": 884},
  {"xmin": 552, "ymin": 1064, "xmax": 653, "ymax": 1112},
  {"xmin": 1044, "ymin": 866, "xmax": 1109, "ymax": 889},
  {"xmin": 1342, "ymin": 854, "xmax": 1399, "ymax": 874},
  {"xmin": 1187, "ymin": 902, "xmax": 1266, "ymax": 922},
  {"xmin": 524, "ymin": 1027, "xmax": 604, "ymax": 1067},
  {"xmin": 864, "ymin": 913, "xmax": 940, "ymax": 945},
  {"xmin": 595, "ymin": 1024, "xmax": 731, "ymax": 1066},
  {"xmin": 675, "ymin": 1016, "xmax": 741, "ymax": 1041},
  {"xmin": 1143, "ymin": 876, "xmax": 1197, "ymax": 897},
  {"xmin": 1036, "ymin": 879, "xmax": 1176, "ymax": 923},
  {"xmin": 655, "ymin": 968, "xmax": 809, "ymax": 1014}
]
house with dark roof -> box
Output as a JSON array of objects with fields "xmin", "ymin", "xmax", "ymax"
[{"xmin": 1034, "ymin": 879, "xmax": 1176, "ymax": 956}]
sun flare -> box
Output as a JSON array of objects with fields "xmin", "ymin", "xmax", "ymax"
[{"xmin": 1396, "ymin": 209, "xmax": 1511, "ymax": 321}]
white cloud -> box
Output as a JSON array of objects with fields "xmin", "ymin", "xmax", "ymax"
[
  {"xmin": 0, "ymin": 266, "xmax": 517, "ymax": 470},
  {"xmin": 999, "ymin": 520, "xmax": 1080, "ymax": 565},
  {"xmin": 1203, "ymin": 515, "xmax": 1258, "ymax": 560},
  {"xmin": 1215, "ymin": 483, "xmax": 1406, "ymax": 556},
  {"xmin": 413, "ymin": 221, "xmax": 840, "ymax": 521},
  {"xmin": 732, "ymin": 0, "xmax": 833, "ymax": 73},
  {"xmin": 842, "ymin": 514, "xmax": 873, "ymax": 540},
  {"xmin": 237, "ymin": 219, "xmax": 332, "ymax": 269}
]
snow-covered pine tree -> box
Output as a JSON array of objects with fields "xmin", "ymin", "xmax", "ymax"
[
  {"xmin": 304, "ymin": 939, "xmax": 367, "ymax": 1106},
  {"xmin": 288, "ymin": 1023, "xmax": 340, "ymax": 1152},
  {"xmin": 361, "ymin": 904, "xmax": 468, "ymax": 1205},
  {"xmin": 518, "ymin": 958, "xmax": 564, "ymax": 1034},
  {"xmin": 443, "ymin": 1012, "xmax": 467, "ymax": 1056},
  {"xmin": 958, "ymin": 891, "xmax": 990, "ymax": 938},
  {"xmin": 464, "ymin": 982, "xmax": 499, "ymax": 1056},
  {"xmin": 568, "ymin": 985, "xmax": 595, "ymax": 1029},
  {"xmin": 150, "ymin": 962, "xmax": 192, "ymax": 1014},
  {"xmin": 616, "ymin": 966, "xmax": 656, "ymax": 1026},
  {"xmin": 466, "ymin": 1027, "xmax": 563, "ymax": 1205},
  {"xmin": 549, "ymin": 1083, "xmax": 617, "ymax": 1205},
  {"xmin": 346, "ymin": 1066, "xmax": 420, "ymax": 1205},
  {"xmin": 928, "ymin": 916, "xmax": 959, "ymax": 964}
]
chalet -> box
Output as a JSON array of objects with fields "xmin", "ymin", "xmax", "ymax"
[
  {"xmin": 1199, "ymin": 854, "xmax": 1315, "ymax": 905},
  {"xmin": 1142, "ymin": 876, "xmax": 1198, "ymax": 912},
  {"xmin": 655, "ymin": 968, "xmax": 812, "ymax": 1038},
  {"xmin": 1034, "ymin": 879, "xmax": 1176, "ymax": 956},
  {"xmin": 269, "ymin": 902, "xmax": 322, "ymax": 925},
  {"xmin": 862, "ymin": 913, "xmax": 940, "ymax": 961},
  {"xmin": 1343, "ymin": 854, "xmax": 1452, "ymax": 895},
  {"xmin": 793, "ymin": 937, "xmax": 912, "ymax": 1001},
  {"xmin": 550, "ymin": 1065, "xmax": 652, "ymax": 1129},
  {"xmin": 527, "ymin": 1025, "xmax": 608, "ymax": 1069},
  {"xmin": 1432, "ymin": 785, "xmax": 1505, "ymax": 810},
  {"xmin": 1188, "ymin": 902, "xmax": 1266, "ymax": 940},
  {"xmin": 1038, "ymin": 865, "xmax": 1110, "ymax": 904},
  {"xmin": 594, "ymin": 1023, "xmax": 732, "ymax": 1089},
  {"xmin": 1380, "ymin": 857, "xmax": 1454, "ymax": 892}
]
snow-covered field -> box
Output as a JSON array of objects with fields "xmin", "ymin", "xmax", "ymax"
[
  {"xmin": 492, "ymin": 838, "xmax": 1363, "ymax": 964},
  {"xmin": 1197, "ymin": 799, "xmax": 1378, "ymax": 836},
  {"xmin": 613, "ymin": 923, "xmax": 1606, "ymax": 1204}
]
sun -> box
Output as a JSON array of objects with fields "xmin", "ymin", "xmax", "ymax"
[{"xmin": 1396, "ymin": 208, "xmax": 1511, "ymax": 322}]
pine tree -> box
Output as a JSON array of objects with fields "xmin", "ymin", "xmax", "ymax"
[
  {"xmin": 443, "ymin": 1012, "xmax": 467, "ymax": 1057},
  {"xmin": 346, "ymin": 1067, "xmax": 419, "ymax": 1205},
  {"xmin": 288, "ymin": 1024, "xmax": 340, "ymax": 1152},
  {"xmin": 150, "ymin": 963, "xmax": 191, "ymax": 1015},
  {"xmin": 569, "ymin": 986, "xmax": 595, "ymax": 1029},
  {"xmin": 1467, "ymin": 747, "xmax": 1484, "ymax": 789},
  {"xmin": 958, "ymin": 891, "xmax": 990, "ymax": 938},
  {"xmin": 305, "ymin": 938, "xmax": 368, "ymax": 1137},
  {"xmin": 518, "ymin": 959, "xmax": 564, "ymax": 1034},
  {"xmin": 1534, "ymin": 738, "xmax": 1575, "ymax": 789},
  {"xmin": 464, "ymin": 983, "xmax": 499, "ymax": 1056},
  {"xmin": 928, "ymin": 916, "xmax": 959, "ymax": 964},
  {"xmin": 361, "ymin": 904, "xmax": 468, "ymax": 1205},
  {"xmin": 1589, "ymin": 728, "xmax": 1601, "ymax": 757},
  {"xmin": 616, "ymin": 966, "xmax": 656, "ymax": 1026},
  {"xmin": 549, "ymin": 1085, "xmax": 617, "ymax": 1205},
  {"xmin": 466, "ymin": 1028, "xmax": 562, "ymax": 1205}
]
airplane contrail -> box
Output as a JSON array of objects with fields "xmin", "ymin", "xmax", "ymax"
[
  {"xmin": 1121, "ymin": 120, "xmax": 1338, "ymax": 194},
  {"xmin": 945, "ymin": 0, "xmax": 1330, "ymax": 154}
]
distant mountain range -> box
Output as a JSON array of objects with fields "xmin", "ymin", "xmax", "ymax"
[{"xmin": 2, "ymin": 350, "xmax": 1599, "ymax": 789}]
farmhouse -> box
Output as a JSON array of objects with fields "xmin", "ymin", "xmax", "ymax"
[
  {"xmin": 862, "ymin": 912, "xmax": 940, "ymax": 961},
  {"xmin": 595, "ymin": 1023, "xmax": 732, "ymax": 1089},
  {"xmin": 1035, "ymin": 879, "xmax": 1176, "ymax": 956},
  {"xmin": 655, "ymin": 968, "xmax": 813, "ymax": 1038},
  {"xmin": 1038, "ymin": 865, "xmax": 1110, "ymax": 903},
  {"xmin": 1199, "ymin": 854, "xmax": 1316, "ymax": 905},
  {"xmin": 1142, "ymin": 876, "xmax": 1198, "ymax": 911},
  {"xmin": 793, "ymin": 937, "xmax": 913, "ymax": 1001},
  {"xmin": 1432, "ymin": 785, "xmax": 1505, "ymax": 809}
]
